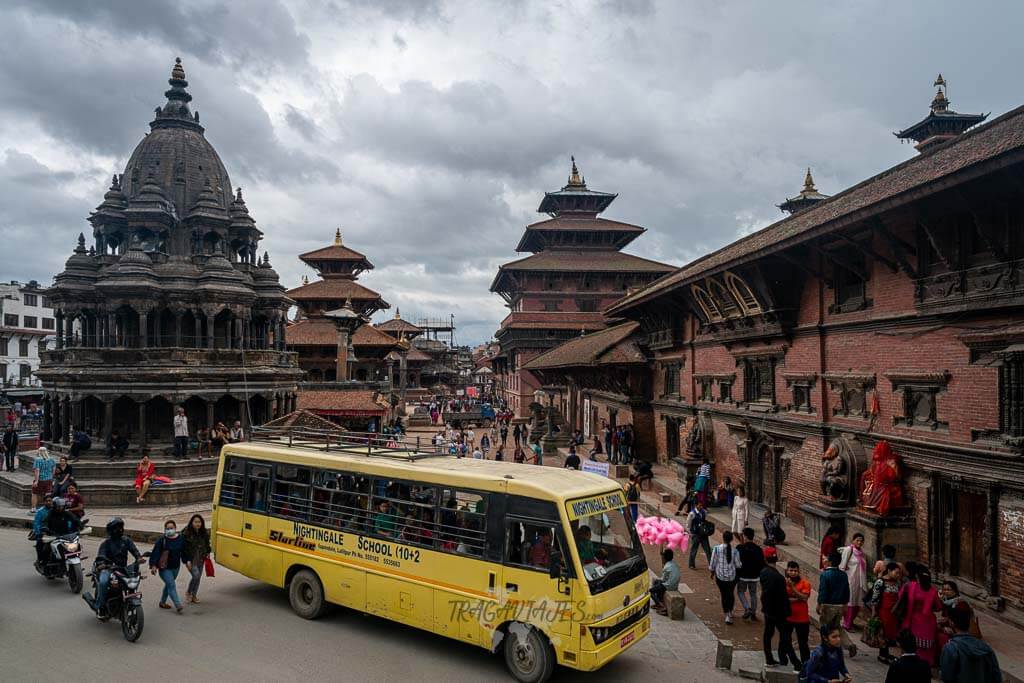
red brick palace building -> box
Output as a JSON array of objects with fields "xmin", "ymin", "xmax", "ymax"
[
  {"xmin": 490, "ymin": 159, "xmax": 675, "ymax": 416},
  {"xmin": 528, "ymin": 82, "xmax": 1024, "ymax": 615}
]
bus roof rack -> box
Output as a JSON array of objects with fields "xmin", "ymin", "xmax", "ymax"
[{"xmin": 249, "ymin": 426, "xmax": 448, "ymax": 461}]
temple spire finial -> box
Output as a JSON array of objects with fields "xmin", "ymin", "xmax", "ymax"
[
  {"xmin": 302, "ymin": 275, "xmax": 309, "ymax": 286},
  {"xmin": 395, "ymin": 308, "xmax": 401, "ymax": 320},
  {"xmin": 171, "ymin": 57, "xmax": 186, "ymax": 81},
  {"xmin": 567, "ymin": 156, "xmax": 585, "ymax": 187},
  {"xmin": 803, "ymin": 167, "xmax": 816, "ymax": 193},
  {"xmin": 931, "ymin": 73, "xmax": 949, "ymax": 113},
  {"xmin": 334, "ymin": 228, "xmax": 342, "ymax": 246}
]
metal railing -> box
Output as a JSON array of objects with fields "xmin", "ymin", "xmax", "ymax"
[{"xmin": 249, "ymin": 426, "xmax": 448, "ymax": 461}]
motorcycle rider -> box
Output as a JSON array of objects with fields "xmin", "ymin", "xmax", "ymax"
[
  {"xmin": 45, "ymin": 497, "xmax": 82, "ymax": 538},
  {"xmin": 86, "ymin": 518, "xmax": 141, "ymax": 618},
  {"xmin": 32, "ymin": 493, "xmax": 54, "ymax": 567}
]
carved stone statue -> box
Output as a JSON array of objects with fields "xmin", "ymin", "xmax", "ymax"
[
  {"xmin": 527, "ymin": 401, "xmax": 546, "ymax": 444},
  {"xmin": 818, "ymin": 434, "xmax": 868, "ymax": 507}
]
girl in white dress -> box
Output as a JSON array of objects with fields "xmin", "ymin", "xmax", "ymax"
[{"xmin": 731, "ymin": 484, "xmax": 749, "ymax": 534}]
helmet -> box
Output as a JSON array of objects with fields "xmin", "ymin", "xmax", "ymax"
[
  {"xmin": 106, "ymin": 517, "xmax": 125, "ymax": 538},
  {"xmin": 52, "ymin": 497, "xmax": 66, "ymax": 510}
]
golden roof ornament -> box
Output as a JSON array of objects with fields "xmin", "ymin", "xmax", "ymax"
[
  {"xmin": 802, "ymin": 168, "xmax": 817, "ymax": 195},
  {"xmin": 931, "ymin": 74, "xmax": 949, "ymax": 113},
  {"xmin": 395, "ymin": 308, "xmax": 401, "ymax": 320},
  {"xmin": 334, "ymin": 228, "xmax": 342, "ymax": 246},
  {"xmin": 302, "ymin": 275, "xmax": 309, "ymax": 285},
  {"xmin": 567, "ymin": 156, "xmax": 586, "ymax": 188},
  {"xmin": 171, "ymin": 57, "xmax": 186, "ymax": 81}
]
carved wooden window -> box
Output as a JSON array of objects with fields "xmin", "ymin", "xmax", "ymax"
[
  {"xmin": 691, "ymin": 284, "xmax": 723, "ymax": 322},
  {"xmin": 699, "ymin": 378, "xmax": 713, "ymax": 401},
  {"xmin": 784, "ymin": 373, "xmax": 816, "ymax": 414},
  {"xmin": 666, "ymin": 417, "xmax": 681, "ymax": 459},
  {"xmin": 743, "ymin": 358, "xmax": 775, "ymax": 404},
  {"xmin": 723, "ymin": 272, "xmax": 762, "ymax": 315},
  {"xmin": 826, "ymin": 373, "xmax": 875, "ymax": 418},
  {"xmin": 708, "ymin": 278, "xmax": 741, "ymax": 318},
  {"xmin": 998, "ymin": 348, "xmax": 1024, "ymax": 444},
  {"xmin": 832, "ymin": 250, "xmax": 868, "ymax": 313},
  {"xmin": 661, "ymin": 363, "xmax": 680, "ymax": 398},
  {"xmin": 886, "ymin": 370, "xmax": 950, "ymax": 431},
  {"xmin": 719, "ymin": 379, "xmax": 733, "ymax": 403},
  {"xmin": 576, "ymin": 299, "xmax": 597, "ymax": 313}
]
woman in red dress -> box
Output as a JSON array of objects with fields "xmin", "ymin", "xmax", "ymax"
[
  {"xmin": 134, "ymin": 453, "xmax": 156, "ymax": 504},
  {"xmin": 870, "ymin": 562, "xmax": 902, "ymax": 663}
]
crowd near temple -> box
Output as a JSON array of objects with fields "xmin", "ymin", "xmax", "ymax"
[{"xmin": 2, "ymin": 56, "xmax": 1024, "ymax": 681}]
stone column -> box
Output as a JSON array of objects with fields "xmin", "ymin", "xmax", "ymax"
[
  {"xmin": 64, "ymin": 315, "xmax": 75, "ymax": 348},
  {"xmin": 336, "ymin": 329, "xmax": 351, "ymax": 381},
  {"xmin": 399, "ymin": 348, "xmax": 408, "ymax": 404},
  {"xmin": 103, "ymin": 399, "xmax": 113, "ymax": 442},
  {"xmin": 206, "ymin": 401, "xmax": 215, "ymax": 430},
  {"xmin": 174, "ymin": 311, "xmax": 183, "ymax": 347},
  {"xmin": 206, "ymin": 314, "xmax": 215, "ymax": 349},
  {"xmin": 71, "ymin": 399, "xmax": 83, "ymax": 432},
  {"xmin": 139, "ymin": 311, "xmax": 149, "ymax": 348},
  {"xmin": 273, "ymin": 392, "xmax": 282, "ymax": 418},
  {"xmin": 61, "ymin": 399, "xmax": 71, "ymax": 444},
  {"xmin": 277, "ymin": 319, "xmax": 286, "ymax": 351},
  {"xmin": 42, "ymin": 395, "xmax": 53, "ymax": 442},
  {"xmin": 55, "ymin": 311, "xmax": 64, "ymax": 349},
  {"xmin": 138, "ymin": 401, "xmax": 148, "ymax": 447},
  {"xmin": 193, "ymin": 315, "xmax": 202, "ymax": 349},
  {"xmin": 107, "ymin": 313, "xmax": 116, "ymax": 347}
]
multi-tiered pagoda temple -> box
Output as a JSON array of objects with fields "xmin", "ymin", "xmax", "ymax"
[
  {"xmin": 36, "ymin": 59, "xmax": 301, "ymax": 448},
  {"xmin": 490, "ymin": 159, "xmax": 675, "ymax": 416}
]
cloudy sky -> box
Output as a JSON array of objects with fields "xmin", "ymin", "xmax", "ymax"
[{"xmin": 1, "ymin": 1, "xmax": 1021, "ymax": 344}]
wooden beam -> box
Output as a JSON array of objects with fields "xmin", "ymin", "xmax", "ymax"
[
  {"xmin": 872, "ymin": 218, "xmax": 919, "ymax": 279},
  {"xmin": 918, "ymin": 219, "xmax": 955, "ymax": 269},
  {"xmin": 775, "ymin": 249, "xmax": 832, "ymax": 286},
  {"xmin": 836, "ymin": 233, "xmax": 899, "ymax": 273},
  {"xmin": 808, "ymin": 243, "xmax": 868, "ymax": 282}
]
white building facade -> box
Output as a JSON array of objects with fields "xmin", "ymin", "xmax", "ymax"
[{"xmin": 0, "ymin": 280, "xmax": 55, "ymax": 390}]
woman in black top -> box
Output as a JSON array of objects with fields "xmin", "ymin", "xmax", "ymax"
[{"xmin": 183, "ymin": 514, "xmax": 212, "ymax": 604}]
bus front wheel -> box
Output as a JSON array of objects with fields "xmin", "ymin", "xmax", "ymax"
[
  {"xmin": 503, "ymin": 623, "xmax": 555, "ymax": 683},
  {"xmin": 288, "ymin": 569, "xmax": 327, "ymax": 619}
]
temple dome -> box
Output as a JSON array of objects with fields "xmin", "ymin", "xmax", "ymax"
[{"xmin": 120, "ymin": 58, "xmax": 234, "ymax": 220}]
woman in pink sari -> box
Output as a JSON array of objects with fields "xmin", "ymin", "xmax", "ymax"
[{"xmin": 900, "ymin": 568, "xmax": 942, "ymax": 666}]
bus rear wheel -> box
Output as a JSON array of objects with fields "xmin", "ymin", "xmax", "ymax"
[
  {"xmin": 288, "ymin": 569, "xmax": 327, "ymax": 619},
  {"xmin": 503, "ymin": 623, "xmax": 555, "ymax": 683}
]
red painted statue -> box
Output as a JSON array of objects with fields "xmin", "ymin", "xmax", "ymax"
[{"xmin": 859, "ymin": 440, "xmax": 905, "ymax": 517}]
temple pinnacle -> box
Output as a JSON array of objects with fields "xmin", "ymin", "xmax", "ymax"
[
  {"xmin": 334, "ymin": 228, "xmax": 342, "ymax": 246},
  {"xmin": 171, "ymin": 57, "xmax": 186, "ymax": 82}
]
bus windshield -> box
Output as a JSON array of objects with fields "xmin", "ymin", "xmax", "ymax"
[{"xmin": 566, "ymin": 492, "xmax": 646, "ymax": 595}]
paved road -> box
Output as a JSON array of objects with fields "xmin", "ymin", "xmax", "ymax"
[{"xmin": 0, "ymin": 528, "xmax": 732, "ymax": 682}]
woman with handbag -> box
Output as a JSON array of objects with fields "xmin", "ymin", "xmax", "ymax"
[
  {"xmin": 150, "ymin": 519, "xmax": 188, "ymax": 613},
  {"xmin": 183, "ymin": 514, "xmax": 213, "ymax": 604},
  {"xmin": 840, "ymin": 533, "xmax": 869, "ymax": 630}
]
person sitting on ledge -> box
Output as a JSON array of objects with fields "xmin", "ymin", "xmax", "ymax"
[{"xmin": 107, "ymin": 431, "xmax": 129, "ymax": 461}]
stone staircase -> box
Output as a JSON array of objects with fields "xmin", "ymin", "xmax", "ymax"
[{"xmin": 0, "ymin": 446, "xmax": 219, "ymax": 508}]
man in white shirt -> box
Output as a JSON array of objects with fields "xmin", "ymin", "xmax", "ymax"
[
  {"xmin": 173, "ymin": 407, "xmax": 189, "ymax": 460},
  {"xmin": 229, "ymin": 420, "xmax": 244, "ymax": 443}
]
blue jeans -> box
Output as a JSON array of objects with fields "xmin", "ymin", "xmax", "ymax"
[
  {"xmin": 174, "ymin": 436, "xmax": 188, "ymax": 459},
  {"xmin": 630, "ymin": 503, "xmax": 639, "ymax": 521},
  {"xmin": 95, "ymin": 568, "xmax": 112, "ymax": 611},
  {"xmin": 187, "ymin": 562, "xmax": 204, "ymax": 597},
  {"xmin": 159, "ymin": 567, "xmax": 182, "ymax": 608}
]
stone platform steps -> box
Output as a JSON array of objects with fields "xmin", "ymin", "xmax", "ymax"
[
  {"xmin": 0, "ymin": 468, "xmax": 216, "ymax": 508},
  {"xmin": 15, "ymin": 455, "xmax": 219, "ymax": 481}
]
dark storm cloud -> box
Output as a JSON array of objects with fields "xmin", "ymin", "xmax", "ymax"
[{"xmin": 3, "ymin": 0, "xmax": 1024, "ymax": 344}]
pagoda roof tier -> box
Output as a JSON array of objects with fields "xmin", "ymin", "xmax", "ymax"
[
  {"xmin": 522, "ymin": 321, "xmax": 643, "ymax": 370},
  {"xmin": 516, "ymin": 216, "xmax": 646, "ymax": 252},
  {"xmin": 895, "ymin": 76, "xmax": 987, "ymax": 152},
  {"xmin": 608, "ymin": 102, "xmax": 1024, "ymax": 316},
  {"xmin": 298, "ymin": 229, "xmax": 374, "ymax": 279},
  {"xmin": 490, "ymin": 250, "xmax": 674, "ymax": 294},
  {"xmin": 496, "ymin": 311, "xmax": 607, "ymax": 333},
  {"xmin": 286, "ymin": 279, "xmax": 388, "ymax": 305},
  {"xmin": 296, "ymin": 389, "xmax": 389, "ymax": 417},
  {"xmin": 537, "ymin": 157, "xmax": 617, "ymax": 215},
  {"xmin": 375, "ymin": 309, "xmax": 423, "ymax": 337},
  {"xmin": 286, "ymin": 318, "xmax": 399, "ymax": 348}
]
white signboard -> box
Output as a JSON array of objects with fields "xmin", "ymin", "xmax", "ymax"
[{"xmin": 581, "ymin": 459, "xmax": 610, "ymax": 478}]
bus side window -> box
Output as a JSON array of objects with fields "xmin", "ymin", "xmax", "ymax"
[
  {"xmin": 220, "ymin": 457, "xmax": 245, "ymax": 508},
  {"xmin": 245, "ymin": 464, "xmax": 271, "ymax": 512},
  {"xmin": 271, "ymin": 463, "xmax": 312, "ymax": 522},
  {"xmin": 506, "ymin": 520, "xmax": 562, "ymax": 573},
  {"xmin": 437, "ymin": 488, "xmax": 487, "ymax": 557}
]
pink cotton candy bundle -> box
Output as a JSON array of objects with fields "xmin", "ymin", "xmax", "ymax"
[{"xmin": 636, "ymin": 515, "xmax": 690, "ymax": 550}]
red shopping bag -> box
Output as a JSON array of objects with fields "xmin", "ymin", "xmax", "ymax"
[{"xmin": 204, "ymin": 557, "xmax": 216, "ymax": 578}]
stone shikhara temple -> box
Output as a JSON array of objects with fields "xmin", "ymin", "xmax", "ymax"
[{"xmin": 37, "ymin": 59, "xmax": 301, "ymax": 449}]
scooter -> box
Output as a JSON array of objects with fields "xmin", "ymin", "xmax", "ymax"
[
  {"xmin": 82, "ymin": 553, "xmax": 150, "ymax": 642},
  {"xmin": 34, "ymin": 524, "xmax": 90, "ymax": 593}
]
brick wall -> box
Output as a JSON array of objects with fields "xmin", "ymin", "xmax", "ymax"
[{"xmin": 1000, "ymin": 494, "xmax": 1024, "ymax": 610}]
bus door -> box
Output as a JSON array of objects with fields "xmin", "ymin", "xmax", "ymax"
[
  {"xmin": 503, "ymin": 516, "xmax": 575, "ymax": 642},
  {"xmin": 242, "ymin": 462, "xmax": 271, "ymax": 542}
]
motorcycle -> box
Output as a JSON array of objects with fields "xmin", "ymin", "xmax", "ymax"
[
  {"xmin": 33, "ymin": 524, "xmax": 90, "ymax": 593},
  {"xmin": 82, "ymin": 552, "xmax": 151, "ymax": 642}
]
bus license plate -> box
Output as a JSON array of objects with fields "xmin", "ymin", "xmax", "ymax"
[{"xmin": 619, "ymin": 631, "xmax": 635, "ymax": 648}]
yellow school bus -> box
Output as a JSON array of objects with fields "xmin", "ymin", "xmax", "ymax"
[{"xmin": 211, "ymin": 428, "xmax": 650, "ymax": 682}]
